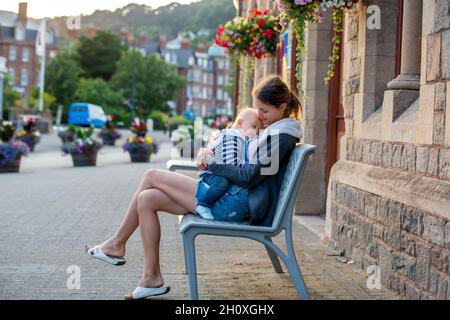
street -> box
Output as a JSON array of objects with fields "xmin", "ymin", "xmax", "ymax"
[{"xmin": 0, "ymin": 129, "xmax": 399, "ymax": 300}]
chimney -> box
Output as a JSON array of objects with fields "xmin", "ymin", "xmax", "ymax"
[{"xmin": 18, "ymin": 2, "xmax": 28, "ymax": 22}]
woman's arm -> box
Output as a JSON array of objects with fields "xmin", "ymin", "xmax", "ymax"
[{"xmin": 207, "ymin": 134, "xmax": 297, "ymax": 188}]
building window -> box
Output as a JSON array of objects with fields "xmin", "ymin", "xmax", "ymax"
[
  {"xmin": 217, "ymin": 88, "xmax": 223, "ymax": 100},
  {"xmin": 218, "ymin": 60, "xmax": 225, "ymax": 69},
  {"xmin": 15, "ymin": 27, "xmax": 25, "ymax": 41},
  {"xmin": 217, "ymin": 75, "xmax": 224, "ymax": 85},
  {"xmin": 20, "ymin": 68, "xmax": 28, "ymax": 86},
  {"xmin": 203, "ymin": 74, "xmax": 208, "ymax": 83},
  {"xmin": 8, "ymin": 68, "xmax": 15, "ymax": 85},
  {"xmin": 9, "ymin": 46, "xmax": 17, "ymax": 61},
  {"xmin": 22, "ymin": 48, "xmax": 30, "ymax": 63},
  {"xmin": 187, "ymin": 85, "xmax": 193, "ymax": 97},
  {"xmin": 188, "ymin": 70, "xmax": 194, "ymax": 81},
  {"xmin": 207, "ymin": 87, "xmax": 213, "ymax": 99},
  {"xmin": 203, "ymin": 87, "xmax": 207, "ymax": 99},
  {"xmin": 194, "ymin": 70, "xmax": 201, "ymax": 82}
]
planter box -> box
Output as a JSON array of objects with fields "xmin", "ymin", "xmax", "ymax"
[
  {"xmin": 102, "ymin": 138, "xmax": 117, "ymax": 146},
  {"xmin": 24, "ymin": 140, "xmax": 37, "ymax": 152},
  {"xmin": 130, "ymin": 152, "xmax": 151, "ymax": 163},
  {"xmin": 0, "ymin": 156, "xmax": 21, "ymax": 173},
  {"xmin": 71, "ymin": 151, "xmax": 98, "ymax": 167}
]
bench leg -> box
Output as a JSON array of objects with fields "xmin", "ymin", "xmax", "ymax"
[
  {"xmin": 182, "ymin": 239, "xmax": 188, "ymax": 275},
  {"xmin": 183, "ymin": 231, "xmax": 199, "ymax": 300},
  {"xmin": 264, "ymin": 238, "xmax": 283, "ymax": 273},
  {"xmin": 283, "ymin": 230, "xmax": 309, "ymax": 300}
]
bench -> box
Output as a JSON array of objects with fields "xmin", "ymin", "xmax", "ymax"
[
  {"xmin": 167, "ymin": 159, "xmax": 198, "ymax": 172},
  {"xmin": 176, "ymin": 143, "xmax": 316, "ymax": 300}
]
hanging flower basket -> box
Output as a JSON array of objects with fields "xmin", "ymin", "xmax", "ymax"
[
  {"xmin": 215, "ymin": 8, "xmax": 280, "ymax": 60},
  {"xmin": 275, "ymin": 0, "xmax": 361, "ymax": 87}
]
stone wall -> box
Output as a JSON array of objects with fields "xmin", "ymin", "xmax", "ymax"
[
  {"xmin": 329, "ymin": 181, "xmax": 449, "ymax": 299},
  {"xmin": 326, "ymin": 0, "xmax": 450, "ymax": 299}
]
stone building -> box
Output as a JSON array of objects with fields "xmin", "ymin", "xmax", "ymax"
[
  {"xmin": 326, "ymin": 0, "xmax": 450, "ymax": 300},
  {"xmin": 234, "ymin": 0, "xmax": 449, "ymax": 299},
  {"xmin": 234, "ymin": 0, "xmax": 337, "ymax": 217}
]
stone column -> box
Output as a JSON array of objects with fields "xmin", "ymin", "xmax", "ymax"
[{"xmin": 387, "ymin": 0, "xmax": 423, "ymax": 90}]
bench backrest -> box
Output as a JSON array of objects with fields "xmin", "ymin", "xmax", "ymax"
[{"xmin": 270, "ymin": 144, "xmax": 316, "ymax": 233}]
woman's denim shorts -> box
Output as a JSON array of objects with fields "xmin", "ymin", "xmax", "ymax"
[{"xmin": 195, "ymin": 178, "xmax": 250, "ymax": 222}]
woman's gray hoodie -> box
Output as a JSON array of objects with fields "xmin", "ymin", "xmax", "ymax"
[{"xmin": 208, "ymin": 117, "xmax": 303, "ymax": 226}]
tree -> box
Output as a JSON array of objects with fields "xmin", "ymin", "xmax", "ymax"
[
  {"xmin": 28, "ymin": 85, "xmax": 57, "ymax": 110},
  {"xmin": 76, "ymin": 30, "xmax": 124, "ymax": 81},
  {"xmin": 111, "ymin": 51, "xmax": 185, "ymax": 116},
  {"xmin": 74, "ymin": 78, "xmax": 124, "ymax": 115},
  {"xmin": 2, "ymin": 75, "xmax": 21, "ymax": 111},
  {"xmin": 45, "ymin": 50, "xmax": 82, "ymax": 108}
]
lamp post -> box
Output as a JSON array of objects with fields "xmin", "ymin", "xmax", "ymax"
[
  {"xmin": 0, "ymin": 56, "xmax": 7, "ymax": 120},
  {"xmin": 130, "ymin": 5, "xmax": 137, "ymax": 125}
]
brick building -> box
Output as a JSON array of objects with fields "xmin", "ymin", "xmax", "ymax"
[
  {"xmin": 161, "ymin": 35, "xmax": 232, "ymax": 117},
  {"xmin": 0, "ymin": 2, "xmax": 60, "ymax": 98}
]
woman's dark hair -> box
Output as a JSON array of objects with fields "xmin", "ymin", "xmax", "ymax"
[{"xmin": 252, "ymin": 74, "xmax": 303, "ymax": 120}]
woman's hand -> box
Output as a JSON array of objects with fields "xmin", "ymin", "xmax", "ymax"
[{"xmin": 197, "ymin": 148, "xmax": 214, "ymax": 170}]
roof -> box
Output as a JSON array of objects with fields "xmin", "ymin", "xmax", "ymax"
[
  {"xmin": 141, "ymin": 41, "xmax": 160, "ymax": 55},
  {"xmin": 162, "ymin": 47, "xmax": 194, "ymax": 69}
]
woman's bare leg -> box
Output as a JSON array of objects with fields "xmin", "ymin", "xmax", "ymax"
[
  {"xmin": 86, "ymin": 170, "xmax": 197, "ymax": 257},
  {"xmin": 122, "ymin": 188, "xmax": 190, "ymax": 298}
]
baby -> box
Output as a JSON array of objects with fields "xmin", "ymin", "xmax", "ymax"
[{"xmin": 195, "ymin": 108, "xmax": 263, "ymax": 220}]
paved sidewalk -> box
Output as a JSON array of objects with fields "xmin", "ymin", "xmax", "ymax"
[{"xmin": 0, "ymin": 131, "xmax": 400, "ymax": 300}]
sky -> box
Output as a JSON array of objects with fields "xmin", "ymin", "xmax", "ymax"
[{"xmin": 0, "ymin": 0, "xmax": 203, "ymax": 19}]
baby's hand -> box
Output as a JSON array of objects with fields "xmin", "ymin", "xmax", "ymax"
[{"xmin": 196, "ymin": 148, "xmax": 214, "ymax": 170}]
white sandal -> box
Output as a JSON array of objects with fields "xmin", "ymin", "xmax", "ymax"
[
  {"xmin": 126, "ymin": 286, "xmax": 171, "ymax": 300},
  {"xmin": 85, "ymin": 245, "xmax": 126, "ymax": 266}
]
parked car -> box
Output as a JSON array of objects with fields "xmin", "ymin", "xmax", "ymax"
[{"xmin": 68, "ymin": 103, "xmax": 107, "ymax": 128}]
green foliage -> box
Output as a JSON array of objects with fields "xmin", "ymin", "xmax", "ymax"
[
  {"xmin": 111, "ymin": 51, "xmax": 185, "ymax": 117},
  {"xmin": 74, "ymin": 78, "xmax": 124, "ymax": 115},
  {"xmin": 45, "ymin": 49, "xmax": 82, "ymax": 108},
  {"xmin": 28, "ymin": 86, "xmax": 57, "ymax": 110},
  {"xmin": 149, "ymin": 110, "xmax": 169, "ymax": 130},
  {"xmin": 2, "ymin": 75, "xmax": 21, "ymax": 111},
  {"xmin": 76, "ymin": 0, "xmax": 235, "ymax": 39},
  {"xmin": 76, "ymin": 30, "xmax": 124, "ymax": 81},
  {"xmin": 0, "ymin": 120, "xmax": 15, "ymax": 142},
  {"xmin": 167, "ymin": 115, "xmax": 193, "ymax": 131},
  {"xmin": 67, "ymin": 124, "xmax": 94, "ymax": 140}
]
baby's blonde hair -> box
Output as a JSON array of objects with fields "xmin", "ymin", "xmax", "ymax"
[{"xmin": 235, "ymin": 107, "xmax": 257, "ymax": 121}]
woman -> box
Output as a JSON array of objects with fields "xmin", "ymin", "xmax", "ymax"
[{"xmin": 85, "ymin": 75, "xmax": 304, "ymax": 299}]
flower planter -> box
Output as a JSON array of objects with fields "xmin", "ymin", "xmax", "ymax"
[
  {"xmin": 71, "ymin": 151, "xmax": 98, "ymax": 167},
  {"xmin": 102, "ymin": 137, "xmax": 117, "ymax": 146},
  {"xmin": 0, "ymin": 155, "xmax": 21, "ymax": 173},
  {"xmin": 24, "ymin": 140, "xmax": 36, "ymax": 152},
  {"xmin": 129, "ymin": 151, "xmax": 151, "ymax": 163}
]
